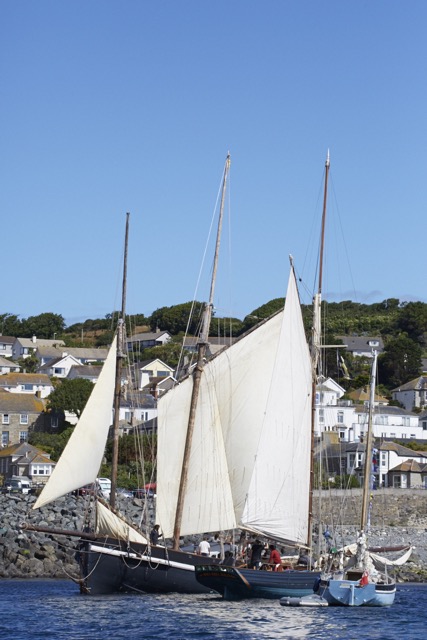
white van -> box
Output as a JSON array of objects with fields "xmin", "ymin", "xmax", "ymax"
[
  {"xmin": 10, "ymin": 477, "xmax": 31, "ymax": 494},
  {"xmin": 97, "ymin": 477, "xmax": 111, "ymax": 499}
]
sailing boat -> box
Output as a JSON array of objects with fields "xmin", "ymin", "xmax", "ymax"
[
  {"xmin": 193, "ymin": 155, "xmax": 335, "ymax": 600},
  {"xmin": 26, "ymin": 154, "xmax": 317, "ymax": 597},
  {"xmin": 281, "ymin": 351, "xmax": 404, "ymax": 607}
]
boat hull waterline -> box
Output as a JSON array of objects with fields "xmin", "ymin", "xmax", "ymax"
[
  {"xmin": 79, "ymin": 540, "xmax": 222, "ymax": 595},
  {"xmin": 194, "ymin": 565, "xmax": 321, "ymax": 600}
]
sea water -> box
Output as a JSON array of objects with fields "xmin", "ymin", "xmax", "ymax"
[{"xmin": 0, "ymin": 580, "xmax": 424, "ymax": 640}]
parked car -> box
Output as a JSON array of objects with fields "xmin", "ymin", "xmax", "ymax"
[
  {"xmin": 116, "ymin": 487, "xmax": 133, "ymax": 499},
  {"xmin": 72, "ymin": 483, "xmax": 98, "ymax": 497}
]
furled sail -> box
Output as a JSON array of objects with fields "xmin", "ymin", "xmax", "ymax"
[
  {"xmin": 34, "ymin": 336, "xmax": 117, "ymax": 509},
  {"xmin": 240, "ymin": 267, "xmax": 312, "ymax": 544},
  {"xmin": 156, "ymin": 266, "xmax": 312, "ymax": 545}
]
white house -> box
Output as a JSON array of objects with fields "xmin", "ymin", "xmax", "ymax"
[
  {"xmin": 391, "ymin": 376, "xmax": 427, "ymax": 412},
  {"xmin": 12, "ymin": 336, "xmax": 65, "ymax": 360},
  {"xmin": 39, "ymin": 354, "xmax": 82, "ymax": 379},
  {"xmin": 0, "ymin": 373, "xmax": 54, "ymax": 398},
  {"xmin": 315, "ymin": 378, "xmax": 422, "ymax": 442},
  {"xmin": 126, "ymin": 331, "xmax": 172, "ymax": 352},
  {"xmin": 0, "ymin": 356, "xmax": 20, "ymax": 375},
  {"xmin": 0, "ymin": 336, "xmax": 15, "ymax": 359}
]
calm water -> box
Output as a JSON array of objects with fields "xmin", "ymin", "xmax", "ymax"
[{"xmin": 0, "ymin": 580, "xmax": 425, "ymax": 640}]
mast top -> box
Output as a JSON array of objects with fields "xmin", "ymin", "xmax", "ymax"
[{"xmin": 325, "ymin": 149, "xmax": 330, "ymax": 167}]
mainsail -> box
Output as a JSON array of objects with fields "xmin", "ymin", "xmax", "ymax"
[
  {"xmin": 156, "ymin": 266, "xmax": 312, "ymax": 545},
  {"xmin": 34, "ymin": 336, "xmax": 117, "ymax": 510}
]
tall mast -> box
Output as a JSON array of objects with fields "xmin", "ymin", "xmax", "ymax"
[
  {"xmin": 361, "ymin": 351, "xmax": 378, "ymax": 530},
  {"xmin": 310, "ymin": 151, "xmax": 330, "ymax": 555},
  {"xmin": 110, "ymin": 212, "xmax": 130, "ymax": 509},
  {"xmin": 173, "ymin": 154, "xmax": 231, "ymax": 549}
]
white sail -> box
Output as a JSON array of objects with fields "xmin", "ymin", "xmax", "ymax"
[
  {"xmin": 157, "ymin": 266, "xmax": 312, "ymax": 545},
  {"xmin": 34, "ymin": 336, "xmax": 117, "ymax": 509},
  {"xmin": 240, "ymin": 267, "xmax": 312, "ymax": 544},
  {"xmin": 96, "ymin": 501, "xmax": 148, "ymax": 544}
]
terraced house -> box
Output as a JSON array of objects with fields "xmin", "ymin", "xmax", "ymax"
[{"xmin": 0, "ymin": 390, "xmax": 49, "ymax": 447}]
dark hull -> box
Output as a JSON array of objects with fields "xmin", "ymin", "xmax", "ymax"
[
  {"xmin": 78, "ymin": 538, "xmax": 220, "ymax": 595},
  {"xmin": 195, "ymin": 565, "xmax": 321, "ymax": 600}
]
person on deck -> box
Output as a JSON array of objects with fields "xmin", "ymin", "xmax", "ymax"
[
  {"xmin": 198, "ymin": 537, "xmax": 211, "ymax": 556},
  {"xmin": 150, "ymin": 524, "xmax": 161, "ymax": 546},
  {"xmin": 249, "ymin": 539, "xmax": 264, "ymax": 569},
  {"xmin": 268, "ymin": 544, "xmax": 282, "ymax": 570}
]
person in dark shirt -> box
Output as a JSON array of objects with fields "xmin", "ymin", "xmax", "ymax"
[
  {"xmin": 150, "ymin": 524, "xmax": 161, "ymax": 546},
  {"xmin": 249, "ymin": 539, "xmax": 264, "ymax": 569}
]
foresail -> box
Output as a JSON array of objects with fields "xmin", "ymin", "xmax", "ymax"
[
  {"xmin": 156, "ymin": 376, "xmax": 236, "ymax": 538},
  {"xmin": 240, "ymin": 267, "xmax": 312, "ymax": 545},
  {"xmin": 96, "ymin": 500, "xmax": 148, "ymax": 544},
  {"xmin": 33, "ymin": 336, "xmax": 117, "ymax": 509}
]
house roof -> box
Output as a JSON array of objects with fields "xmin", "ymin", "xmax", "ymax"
[
  {"xmin": 379, "ymin": 441, "xmax": 426, "ymax": 457},
  {"xmin": 353, "ymin": 404, "xmax": 416, "ymax": 417},
  {"xmin": 336, "ymin": 335, "xmax": 384, "ymax": 353},
  {"xmin": 0, "ymin": 389, "xmax": 46, "ymax": 412},
  {"xmin": 391, "ymin": 376, "xmax": 427, "ymax": 393},
  {"xmin": 0, "ymin": 356, "xmax": 20, "ymax": 368},
  {"xmin": 16, "ymin": 337, "xmax": 65, "ymax": 348},
  {"xmin": 68, "ymin": 365, "xmax": 101, "ymax": 378},
  {"xmin": 138, "ymin": 358, "xmax": 174, "ymax": 371},
  {"xmin": 0, "ymin": 373, "xmax": 52, "ymax": 387},
  {"xmin": 0, "ymin": 336, "xmax": 15, "ymax": 345},
  {"xmin": 388, "ymin": 458, "xmax": 424, "ymax": 473},
  {"xmin": 347, "ymin": 387, "xmax": 388, "ymax": 404},
  {"xmin": 128, "ymin": 331, "xmax": 171, "ymax": 342},
  {"xmin": 120, "ymin": 390, "xmax": 156, "ymax": 408},
  {"xmin": 0, "ymin": 442, "xmax": 48, "ymax": 459}
]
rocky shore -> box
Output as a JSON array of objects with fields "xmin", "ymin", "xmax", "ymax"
[{"xmin": 1, "ymin": 488, "xmax": 426, "ymax": 583}]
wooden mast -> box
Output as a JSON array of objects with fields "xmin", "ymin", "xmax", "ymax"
[
  {"xmin": 173, "ymin": 154, "xmax": 231, "ymax": 550},
  {"xmin": 110, "ymin": 212, "xmax": 130, "ymax": 509},
  {"xmin": 360, "ymin": 351, "xmax": 378, "ymax": 530},
  {"xmin": 309, "ymin": 151, "xmax": 330, "ymax": 554}
]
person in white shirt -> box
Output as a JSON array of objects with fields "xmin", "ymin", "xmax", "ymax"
[{"xmin": 198, "ymin": 537, "xmax": 211, "ymax": 556}]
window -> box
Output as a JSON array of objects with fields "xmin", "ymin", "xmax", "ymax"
[
  {"xmin": 319, "ymin": 409, "xmax": 324, "ymax": 423},
  {"xmin": 23, "ymin": 384, "xmax": 33, "ymax": 391},
  {"xmin": 1, "ymin": 432, "xmax": 9, "ymax": 446},
  {"xmin": 19, "ymin": 431, "xmax": 28, "ymax": 443},
  {"xmin": 20, "ymin": 414, "xmax": 28, "ymax": 425},
  {"xmin": 339, "ymin": 431, "xmax": 345, "ymax": 440},
  {"xmin": 32, "ymin": 465, "xmax": 50, "ymax": 476},
  {"xmin": 2, "ymin": 414, "xmax": 9, "ymax": 425},
  {"xmin": 422, "ymin": 421, "xmax": 427, "ymax": 431},
  {"xmin": 125, "ymin": 411, "xmax": 133, "ymax": 421},
  {"xmin": 402, "ymin": 416, "xmax": 410, "ymax": 427},
  {"xmin": 54, "ymin": 368, "xmax": 65, "ymax": 375},
  {"xmin": 337, "ymin": 411, "xmax": 344, "ymax": 424},
  {"xmin": 381, "ymin": 453, "xmax": 387, "ymax": 466}
]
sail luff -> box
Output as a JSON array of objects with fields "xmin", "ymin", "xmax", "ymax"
[{"xmin": 33, "ymin": 336, "xmax": 117, "ymax": 510}]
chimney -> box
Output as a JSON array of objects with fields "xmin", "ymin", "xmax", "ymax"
[{"xmin": 32, "ymin": 335, "xmax": 37, "ymax": 344}]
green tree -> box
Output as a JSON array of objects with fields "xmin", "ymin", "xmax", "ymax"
[
  {"xmin": 150, "ymin": 302, "xmax": 205, "ymax": 335},
  {"xmin": 21, "ymin": 312, "xmax": 65, "ymax": 339},
  {"xmin": 395, "ymin": 302, "xmax": 427, "ymax": 345},
  {"xmin": 47, "ymin": 378, "xmax": 94, "ymax": 420},
  {"xmin": 16, "ymin": 353, "xmax": 39, "ymax": 373},
  {"xmin": 29, "ymin": 427, "xmax": 74, "ymax": 461},
  {"xmin": 0, "ymin": 313, "xmax": 22, "ymax": 336},
  {"xmin": 378, "ymin": 334, "xmax": 422, "ymax": 389}
]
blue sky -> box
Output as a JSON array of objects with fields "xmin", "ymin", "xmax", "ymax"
[{"xmin": 2, "ymin": 1, "xmax": 426, "ymax": 327}]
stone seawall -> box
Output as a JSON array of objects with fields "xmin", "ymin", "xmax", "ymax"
[{"xmin": 1, "ymin": 489, "xmax": 426, "ymax": 583}]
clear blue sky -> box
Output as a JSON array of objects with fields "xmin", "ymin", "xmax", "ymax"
[{"xmin": 2, "ymin": 1, "xmax": 426, "ymax": 327}]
